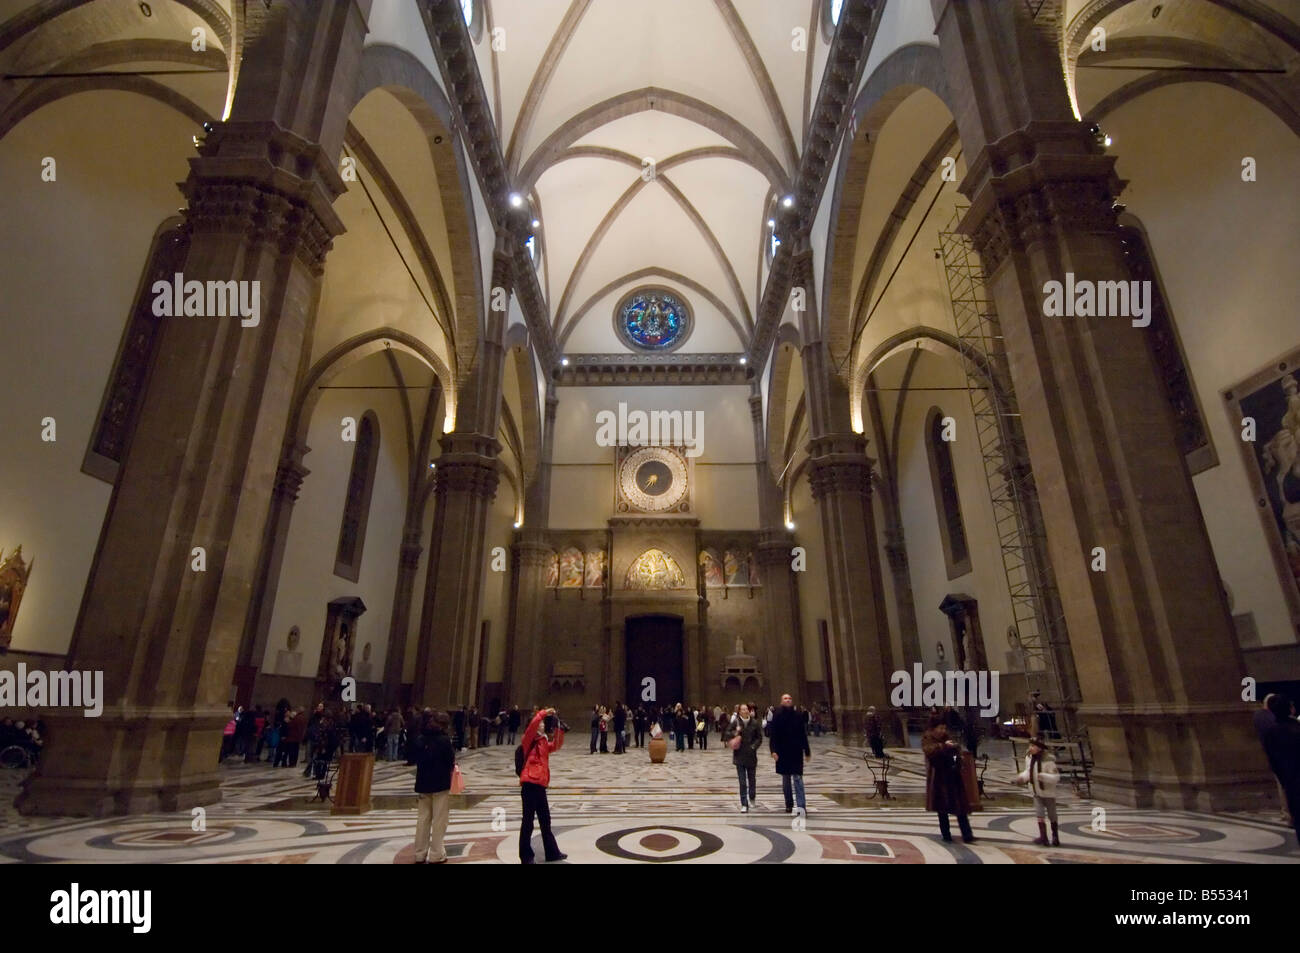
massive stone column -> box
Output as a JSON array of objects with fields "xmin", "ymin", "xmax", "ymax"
[
  {"xmin": 748, "ymin": 390, "xmax": 805, "ymax": 700},
  {"xmin": 504, "ymin": 393, "xmax": 557, "ymax": 706},
  {"xmin": 412, "ymin": 236, "xmax": 515, "ymax": 709},
  {"xmin": 237, "ymin": 443, "xmax": 311, "ymax": 703},
  {"xmin": 932, "ymin": 0, "xmax": 1270, "ymax": 808},
  {"xmin": 18, "ymin": 0, "xmax": 370, "ymax": 816},
  {"xmin": 796, "ymin": 251, "xmax": 898, "ymax": 744}
]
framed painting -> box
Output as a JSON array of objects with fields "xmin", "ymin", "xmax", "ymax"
[{"xmin": 1223, "ymin": 347, "xmax": 1300, "ymax": 637}]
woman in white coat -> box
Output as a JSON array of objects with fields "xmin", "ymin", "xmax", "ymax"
[{"xmin": 1015, "ymin": 737, "xmax": 1060, "ymax": 846}]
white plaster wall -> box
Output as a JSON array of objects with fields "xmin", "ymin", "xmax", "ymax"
[
  {"xmin": 263, "ymin": 356, "xmax": 410, "ymax": 682},
  {"xmin": 0, "ymin": 93, "xmax": 197, "ymax": 654},
  {"xmin": 1105, "ymin": 83, "xmax": 1300, "ymax": 645},
  {"xmin": 549, "ymin": 385, "xmax": 758, "ymax": 529}
]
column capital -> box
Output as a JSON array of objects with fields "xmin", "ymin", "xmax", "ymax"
[
  {"xmin": 807, "ymin": 433, "xmax": 873, "ymax": 501},
  {"xmin": 961, "ymin": 123, "xmax": 1125, "ymax": 274},
  {"xmin": 273, "ymin": 451, "xmax": 311, "ymax": 503},
  {"xmin": 182, "ymin": 121, "xmax": 347, "ymax": 275},
  {"xmin": 434, "ymin": 433, "xmax": 502, "ymax": 500}
]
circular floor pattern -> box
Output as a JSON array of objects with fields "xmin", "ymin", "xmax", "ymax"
[{"xmin": 595, "ymin": 825, "xmax": 724, "ymax": 862}]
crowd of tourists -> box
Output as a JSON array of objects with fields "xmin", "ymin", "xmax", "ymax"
[{"xmin": 580, "ymin": 700, "xmax": 832, "ymax": 754}]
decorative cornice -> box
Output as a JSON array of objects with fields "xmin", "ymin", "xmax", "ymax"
[
  {"xmin": 420, "ymin": 0, "xmax": 557, "ymax": 367},
  {"xmin": 606, "ymin": 516, "xmax": 701, "ymax": 529},
  {"xmin": 555, "ymin": 353, "xmax": 752, "ymax": 386},
  {"xmin": 748, "ymin": 0, "xmax": 881, "ymax": 365}
]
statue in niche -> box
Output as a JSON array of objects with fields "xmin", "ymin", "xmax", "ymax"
[
  {"xmin": 331, "ymin": 622, "xmax": 353, "ymax": 681},
  {"xmin": 734, "ymin": 636, "xmax": 745, "ymax": 656}
]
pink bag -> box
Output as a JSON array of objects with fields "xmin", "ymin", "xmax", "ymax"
[
  {"xmin": 450, "ymin": 764, "xmax": 466, "ymax": 794},
  {"xmin": 728, "ymin": 734, "xmax": 741, "ymax": 751}
]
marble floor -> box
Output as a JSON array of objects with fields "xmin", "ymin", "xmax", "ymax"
[{"xmin": 1, "ymin": 736, "xmax": 1295, "ymax": 864}]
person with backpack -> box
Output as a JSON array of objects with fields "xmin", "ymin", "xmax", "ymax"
[
  {"xmin": 410, "ymin": 709, "xmax": 455, "ymax": 864},
  {"xmin": 517, "ymin": 707, "xmax": 567, "ymax": 864}
]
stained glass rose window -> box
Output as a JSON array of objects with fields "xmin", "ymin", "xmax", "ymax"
[{"xmin": 615, "ymin": 287, "xmax": 692, "ymax": 352}]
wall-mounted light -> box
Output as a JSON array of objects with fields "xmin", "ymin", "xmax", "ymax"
[
  {"xmin": 781, "ymin": 195, "xmax": 794, "ymax": 208},
  {"xmin": 513, "ymin": 520, "xmax": 522, "ymax": 528},
  {"xmin": 509, "ymin": 193, "xmax": 524, "ymax": 208},
  {"xmin": 785, "ymin": 520, "xmax": 795, "ymax": 531},
  {"xmin": 560, "ymin": 357, "xmax": 569, "ymax": 367},
  {"xmin": 531, "ymin": 219, "xmax": 540, "ymax": 228},
  {"xmin": 739, "ymin": 356, "xmax": 747, "ymax": 365}
]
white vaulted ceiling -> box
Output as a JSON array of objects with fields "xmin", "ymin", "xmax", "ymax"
[{"xmin": 484, "ymin": 0, "xmax": 822, "ymax": 353}]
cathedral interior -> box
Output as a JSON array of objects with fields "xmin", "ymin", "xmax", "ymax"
[{"xmin": 1, "ymin": 0, "xmax": 1299, "ymax": 873}]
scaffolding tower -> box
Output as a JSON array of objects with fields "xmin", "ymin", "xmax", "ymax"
[{"xmin": 936, "ymin": 208, "xmax": 1079, "ymax": 732}]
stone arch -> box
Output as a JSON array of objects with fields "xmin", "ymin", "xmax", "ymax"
[
  {"xmin": 821, "ymin": 43, "xmax": 954, "ymax": 370},
  {"xmin": 0, "ymin": 76, "xmax": 212, "ymax": 141},
  {"xmin": 517, "ymin": 87, "xmax": 790, "ymax": 193},
  {"xmin": 349, "ymin": 44, "xmax": 485, "ymax": 394},
  {"xmin": 288, "ymin": 328, "xmax": 453, "ymax": 450}
]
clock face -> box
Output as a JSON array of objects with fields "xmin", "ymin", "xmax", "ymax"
[{"xmin": 619, "ymin": 447, "xmax": 689, "ymax": 512}]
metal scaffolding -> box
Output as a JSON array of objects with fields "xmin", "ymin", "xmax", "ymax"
[{"xmin": 935, "ymin": 208, "xmax": 1079, "ymax": 730}]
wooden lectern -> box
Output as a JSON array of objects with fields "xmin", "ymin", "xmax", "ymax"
[{"xmin": 331, "ymin": 752, "xmax": 374, "ymax": 815}]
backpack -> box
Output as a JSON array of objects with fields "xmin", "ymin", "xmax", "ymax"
[{"xmin": 515, "ymin": 736, "xmax": 538, "ymax": 776}]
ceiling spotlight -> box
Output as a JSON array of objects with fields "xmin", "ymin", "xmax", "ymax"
[
  {"xmin": 509, "ymin": 193, "xmax": 524, "ymax": 208},
  {"xmin": 781, "ymin": 195, "xmax": 794, "ymax": 208}
]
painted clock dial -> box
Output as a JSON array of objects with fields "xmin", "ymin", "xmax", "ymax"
[{"xmin": 619, "ymin": 447, "xmax": 689, "ymax": 512}]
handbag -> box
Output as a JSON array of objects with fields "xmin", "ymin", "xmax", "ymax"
[
  {"xmin": 728, "ymin": 733, "xmax": 742, "ymax": 751},
  {"xmin": 450, "ymin": 764, "xmax": 466, "ymax": 794}
]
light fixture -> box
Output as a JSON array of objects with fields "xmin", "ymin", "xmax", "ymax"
[
  {"xmin": 739, "ymin": 356, "xmax": 747, "ymax": 365},
  {"xmin": 1103, "ymin": 134, "xmax": 1113, "ymax": 147},
  {"xmin": 560, "ymin": 357, "xmax": 569, "ymax": 366},
  {"xmin": 531, "ymin": 219, "xmax": 540, "ymax": 228},
  {"xmin": 785, "ymin": 520, "xmax": 795, "ymax": 531},
  {"xmin": 781, "ymin": 195, "xmax": 794, "ymax": 208},
  {"xmin": 429, "ymin": 461, "xmax": 436, "ymax": 469},
  {"xmin": 513, "ymin": 520, "xmax": 522, "ymax": 528},
  {"xmin": 767, "ymin": 218, "xmax": 775, "ymax": 228},
  {"xmin": 509, "ymin": 193, "xmax": 524, "ymax": 208}
]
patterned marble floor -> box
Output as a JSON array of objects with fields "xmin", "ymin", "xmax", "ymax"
[{"xmin": 1, "ymin": 737, "xmax": 1296, "ymax": 864}]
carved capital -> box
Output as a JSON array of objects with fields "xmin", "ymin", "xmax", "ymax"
[
  {"xmin": 807, "ymin": 433, "xmax": 872, "ymax": 502},
  {"xmin": 961, "ymin": 124, "xmax": 1125, "ymax": 274},
  {"xmin": 273, "ymin": 457, "xmax": 310, "ymax": 503},
  {"xmin": 181, "ymin": 121, "xmax": 345, "ymax": 275}
]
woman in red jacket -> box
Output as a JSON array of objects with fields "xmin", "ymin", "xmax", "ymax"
[{"xmin": 519, "ymin": 707, "xmax": 567, "ymax": 864}]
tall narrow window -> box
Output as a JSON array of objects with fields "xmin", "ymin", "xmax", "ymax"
[
  {"xmin": 83, "ymin": 218, "xmax": 189, "ymax": 483},
  {"xmin": 926, "ymin": 407, "xmax": 970, "ymax": 578},
  {"xmin": 1118, "ymin": 223, "xmax": 1216, "ymax": 473},
  {"xmin": 335, "ymin": 411, "xmax": 380, "ymax": 582}
]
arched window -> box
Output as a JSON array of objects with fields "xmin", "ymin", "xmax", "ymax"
[
  {"xmin": 925, "ymin": 408, "xmax": 970, "ymax": 578},
  {"xmin": 335, "ymin": 411, "xmax": 380, "ymax": 582}
]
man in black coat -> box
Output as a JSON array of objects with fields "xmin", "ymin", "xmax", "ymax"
[
  {"xmin": 410, "ymin": 710, "xmax": 455, "ymax": 864},
  {"xmin": 1259, "ymin": 693, "xmax": 1300, "ymax": 845},
  {"xmin": 508, "ymin": 705, "xmax": 522, "ymax": 745},
  {"xmin": 769, "ymin": 693, "xmax": 812, "ymax": 814}
]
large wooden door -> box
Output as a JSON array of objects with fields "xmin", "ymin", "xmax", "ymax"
[{"xmin": 625, "ymin": 615, "xmax": 684, "ymax": 707}]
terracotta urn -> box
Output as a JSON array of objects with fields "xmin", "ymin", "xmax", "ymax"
[{"xmin": 648, "ymin": 737, "xmax": 667, "ymax": 763}]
